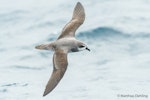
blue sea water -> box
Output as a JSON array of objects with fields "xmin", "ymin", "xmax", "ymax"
[{"xmin": 0, "ymin": 0, "xmax": 150, "ymax": 100}]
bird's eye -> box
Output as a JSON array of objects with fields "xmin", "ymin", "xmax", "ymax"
[{"xmin": 79, "ymin": 45, "xmax": 84, "ymax": 48}]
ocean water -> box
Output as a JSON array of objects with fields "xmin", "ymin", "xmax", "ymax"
[{"xmin": 0, "ymin": 0, "xmax": 150, "ymax": 100}]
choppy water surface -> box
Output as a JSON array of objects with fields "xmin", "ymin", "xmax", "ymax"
[{"xmin": 0, "ymin": 0, "xmax": 150, "ymax": 100}]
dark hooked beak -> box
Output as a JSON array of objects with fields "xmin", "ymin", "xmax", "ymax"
[{"xmin": 86, "ymin": 47, "xmax": 90, "ymax": 51}]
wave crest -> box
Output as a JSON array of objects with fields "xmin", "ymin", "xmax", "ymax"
[{"xmin": 77, "ymin": 27, "xmax": 129, "ymax": 39}]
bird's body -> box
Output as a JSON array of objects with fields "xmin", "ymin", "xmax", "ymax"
[
  {"xmin": 35, "ymin": 2, "xmax": 90, "ymax": 96},
  {"xmin": 54, "ymin": 37, "xmax": 79, "ymax": 53}
]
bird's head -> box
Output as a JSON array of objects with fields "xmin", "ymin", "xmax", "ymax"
[{"xmin": 77, "ymin": 43, "xmax": 90, "ymax": 52}]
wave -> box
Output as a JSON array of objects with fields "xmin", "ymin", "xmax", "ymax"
[
  {"xmin": 77, "ymin": 27, "xmax": 150, "ymax": 40},
  {"xmin": 2, "ymin": 83, "xmax": 28, "ymax": 87},
  {"xmin": 77, "ymin": 27, "xmax": 130, "ymax": 39},
  {"xmin": 0, "ymin": 89, "xmax": 7, "ymax": 93},
  {"xmin": 11, "ymin": 65, "xmax": 44, "ymax": 70}
]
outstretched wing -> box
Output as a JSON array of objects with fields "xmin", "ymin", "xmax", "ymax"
[
  {"xmin": 58, "ymin": 2, "xmax": 85, "ymax": 39},
  {"xmin": 43, "ymin": 50, "xmax": 68, "ymax": 96}
]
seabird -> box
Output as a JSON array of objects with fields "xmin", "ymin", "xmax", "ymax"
[{"xmin": 35, "ymin": 2, "xmax": 90, "ymax": 96}]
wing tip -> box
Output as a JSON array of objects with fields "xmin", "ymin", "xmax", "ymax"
[
  {"xmin": 77, "ymin": 2, "xmax": 81, "ymax": 5},
  {"xmin": 43, "ymin": 89, "xmax": 51, "ymax": 97},
  {"xmin": 43, "ymin": 84, "xmax": 54, "ymax": 97},
  {"xmin": 43, "ymin": 92, "xmax": 47, "ymax": 97},
  {"xmin": 74, "ymin": 2, "xmax": 85, "ymax": 18},
  {"xmin": 76, "ymin": 2, "xmax": 84, "ymax": 9}
]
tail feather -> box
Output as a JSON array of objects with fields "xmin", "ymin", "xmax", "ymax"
[{"xmin": 35, "ymin": 43, "xmax": 53, "ymax": 50}]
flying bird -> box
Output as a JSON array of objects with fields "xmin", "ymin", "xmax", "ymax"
[{"xmin": 35, "ymin": 2, "xmax": 90, "ymax": 96}]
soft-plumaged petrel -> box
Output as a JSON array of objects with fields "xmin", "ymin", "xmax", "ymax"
[{"xmin": 35, "ymin": 2, "xmax": 90, "ymax": 96}]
